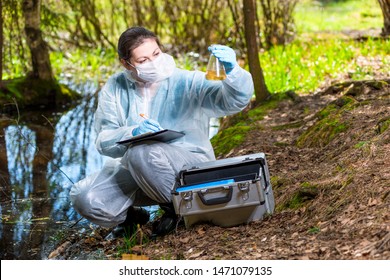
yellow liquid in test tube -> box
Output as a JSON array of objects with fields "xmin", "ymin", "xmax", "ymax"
[
  {"xmin": 205, "ymin": 70, "xmax": 227, "ymax": 80},
  {"xmin": 205, "ymin": 54, "xmax": 226, "ymax": 81}
]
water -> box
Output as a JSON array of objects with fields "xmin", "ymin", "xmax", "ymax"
[
  {"xmin": 0, "ymin": 81, "xmax": 107, "ymax": 259},
  {"xmin": 0, "ymin": 80, "xmax": 220, "ymax": 260}
]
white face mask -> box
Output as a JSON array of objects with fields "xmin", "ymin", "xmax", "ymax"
[{"xmin": 127, "ymin": 53, "xmax": 176, "ymax": 83}]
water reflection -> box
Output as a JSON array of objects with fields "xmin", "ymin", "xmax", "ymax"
[
  {"xmin": 0, "ymin": 80, "xmax": 221, "ymax": 260},
  {"xmin": 0, "ymin": 81, "xmax": 106, "ymax": 259}
]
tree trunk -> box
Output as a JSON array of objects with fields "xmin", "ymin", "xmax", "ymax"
[
  {"xmin": 0, "ymin": 123, "xmax": 11, "ymax": 196},
  {"xmin": 22, "ymin": 0, "xmax": 53, "ymax": 81},
  {"xmin": 378, "ymin": 0, "xmax": 390, "ymax": 35},
  {"xmin": 29, "ymin": 124, "xmax": 54, "ymax": 259},
  {"xmin": 0, "ymin": 0, "xmax": 3, "ymax": 82},
  {"xmin": 243, "ymin": 0, "xmax": 270, "ymax": 104},
  {"xmin": 0, "ymin": 1, "xmax": 4, "ymax": 82}
]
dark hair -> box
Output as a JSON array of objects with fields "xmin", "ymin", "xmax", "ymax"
[{"xmin": 117, "ymin": 26, "xmax": 162, "ymax": 60}]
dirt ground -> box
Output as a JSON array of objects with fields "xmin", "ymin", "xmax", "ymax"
[{"xmin": 49, "ymin": 78, "xmax": 389, "ymax": 260}]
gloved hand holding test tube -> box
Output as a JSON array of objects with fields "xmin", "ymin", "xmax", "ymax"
[{"xmin": 133, "ymin": 113, "xmax": 164, "ymax": 136}]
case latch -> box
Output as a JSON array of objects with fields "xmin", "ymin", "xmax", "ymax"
[
  {"xmin": 181, "ymin": 191, "xmax": 193, "ymax": 209},
  {"xmin": 237, "ymin": 181, "xmax": 250, "ymax": 201}
]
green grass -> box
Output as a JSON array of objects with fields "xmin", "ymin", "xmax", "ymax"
[
  {"xmin": 295, "ymin": 0, "xmax": 383, "ymax": 33},
  {"xmin": 308, "ymin": 226, "xmax": 320, "ymax": 234},
  {"xmin": 47, "ymin": 34, "xmax": 389, "ymax": 98},
  {"xmin": 260, "ymin": 38, "xmax": 390, "ymax": 94},
  {"xmin": 116, "ymin": 225, "xmax": 150, "ymax": 256},
  {"xmin": 50, "ymin": 48, "xmax": 120, "ymax": 83}
]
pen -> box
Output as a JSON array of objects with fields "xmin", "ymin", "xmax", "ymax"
[
  {"xmin": 139, "ymin": 113, "xmax": 164, "ymax": 130},
  {"xmin": 140, "ymin": 113, "xmax": 148, "ymax": 119}
]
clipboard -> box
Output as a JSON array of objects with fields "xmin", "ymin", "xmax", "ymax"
[{"xmin": 116, "ymin": 129, "xmax": 185, "ymax": 146}]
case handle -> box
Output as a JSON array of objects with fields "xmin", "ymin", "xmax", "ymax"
[{"xmin": 197, "ymin": 186, "xmax": 233, "ymax": 206}]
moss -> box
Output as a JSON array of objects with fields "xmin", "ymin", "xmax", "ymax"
[
  {"xmin": 277, "ymin": 183, "xmax": 319, "ymax": 211},
  {"xmin": 211, "ymin": 125, "xmax": 251, "ymax": 157},
  {"xmin": 279, "ymin": 193, "xmax": 306, "ymax": 210},
  {"xmin": 296, "ymin": 95, "xmax": 357, "ymax": 148},
  {"xmin": 235, "ymin": 92, "xmax": 289, "ymax": 126},
  {"xmin": 376, "ymin": 118, "xmax": 390, "ymax": 134},
  {"xmin": 0, "ymin": 77, "xmax": 81, "ymax": 110},
  {"xmin": 300, "ymin": 182, "xmax": 317, "ymax": 188},
  {"xmin": 270, "ymin": 176, "xmax": 289, "ymax": 189},
  {"xmin": 297, "ymin": 117, "xmax": 349, "ymax": 148},
  {"xmin": 354, "ymin": 141, "xmax": 370, "ymax": 149},
  {"xmin": 335, "ymin": 95, "xmax": 357, "ymax": 108},
  {"xmin": 365, "ymin": 80, "xmax": 388, "ymax": 90},
  {"xmin": 316, "ymin": 103, "xmax": 339, "ymax": 120},
  {"xmin": 213, "ymin": 92, "xmax": 290, "ymax": 157},
  {"xmin": 248, "ymin": 98, "xmax": 280, "ymax": 121},
  {"xmin": 271, "ymin": 120, "xmax": 303, "ymax": 131},
  {"xmin": 0, "ymin": 78, "xmax": 25, "ymax": 100},
  {"xmin": 317, "ymin": 95, "xmax": 357, "ymax": 120}
]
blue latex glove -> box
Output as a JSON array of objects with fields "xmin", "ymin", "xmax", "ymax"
[
  {"xmin": 133, "ymin": 119, "xmax": 163, "ymax": 136},
  {"xmin": 208, "ymin": 44, "xmax": 238, "ymax": 74}
]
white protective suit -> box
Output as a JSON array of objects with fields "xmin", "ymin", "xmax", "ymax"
[{"xmin": 70, "ymin": 61, "xmax": 254, "ymax": 227}]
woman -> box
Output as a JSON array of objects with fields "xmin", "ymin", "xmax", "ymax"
[{"xmin": 70, "ymin": 26, "xmax": 254, "ymax": 238}]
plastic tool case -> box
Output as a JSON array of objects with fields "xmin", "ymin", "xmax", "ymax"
[{"xmin": 172, "ymin": 153, "xmax": 275, "ymax": 228}]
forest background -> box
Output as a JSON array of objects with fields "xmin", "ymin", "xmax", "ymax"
[{"xmin": 1, "ymin": 0, "xmax": 389, "ymax": 105}]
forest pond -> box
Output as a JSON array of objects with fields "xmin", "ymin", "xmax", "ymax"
[
  {"xmin": 0, "ymin": 82, "xmax": 106, "ymax": 259},
  {"xmin": 0, "ymin": 81, "xmax": 219, "ymax": 259}
]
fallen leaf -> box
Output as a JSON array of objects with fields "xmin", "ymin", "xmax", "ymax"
[
  {"xmin": 48, "ymin": 241, "xmax": 71, "ymax": 259},
  {"xmin": 131, "ymin": 245, "xmax": 143, "ymax": 254},
  {"xmin": 180, "ymin": 237, "xmax": 190, "ymax": 243},
  {"xmin": 368, "ymin": 198, "xmax": 379, "ymax": 206},
  {"xmin": 122, "ymin": 254, "xmax": 149, "ymax": 260},
  {"xmin": 188, "ymin": 250, "xmax": 204, "ymax": 259},
  {"xmin": 84, "ymin": 237, "xmax": 97, "ymax": 244}
]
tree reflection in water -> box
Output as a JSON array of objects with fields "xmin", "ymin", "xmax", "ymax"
[{"xmin": 0, "ymin": 81, "xmax": 106, "ymax": 259}]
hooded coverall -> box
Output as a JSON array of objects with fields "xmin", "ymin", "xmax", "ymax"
[{"xmin": 70, "ymin": 65, "xmax": 254, "ymax": 227}]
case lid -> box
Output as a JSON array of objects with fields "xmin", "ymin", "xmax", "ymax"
[{"xmin": 179, "ymin": 153, "xmax": 267, "ymax": 186}]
